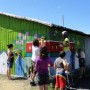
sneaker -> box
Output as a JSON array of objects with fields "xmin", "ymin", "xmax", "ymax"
[{"xmin": 30, "ymin": 81, "xmax": 36, "ymax": 86}]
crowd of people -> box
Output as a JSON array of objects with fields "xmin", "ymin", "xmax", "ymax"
[{"xmin": 6, "ymin": 31, "xmax": 85, "ymax": 90}]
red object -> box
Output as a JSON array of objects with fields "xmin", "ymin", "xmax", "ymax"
[
  {"xmin": 70, "ymin": 42, "xmax": 74, "ymax": 51},
  {"xmin": 26, "ymin": 42, "xmax": 32, "ymax": 52},
  {"xmin": 58, "ymin": 42, "xmax": 63, "ymax": 52},
  {"xmin": 45, "ymin": 41, "xmax": 63, "ymax": 53},
  {"xmin": 49, "ymin": 42, "xmax": 55, "ymax": 53},
  {"xmin": 44, "ymin": 42, "xmax": 49, "ymax": 52},
  {"xmin": 26, "ymin": 41, "xmax": 74, "ymax": 53},
  {"xmin": 55, "ymin": 75, "xmax": 66, "ymax": 88}
]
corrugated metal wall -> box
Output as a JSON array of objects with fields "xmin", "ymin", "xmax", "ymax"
[
  {"xmin": 0, "ymin": 14, "xmax": 87, "ymax": 77},
  {"xmin": 85, "ymin": 37, "xmax": 90, "ymax": 66},
  {"xmin": 0, "ymin": 14, "xmax": 51, "ymax": 76}
]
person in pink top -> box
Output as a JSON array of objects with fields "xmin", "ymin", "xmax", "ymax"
[{"xmin": 35, "ymin": 46, "xmax": 53, "ymax": 90}]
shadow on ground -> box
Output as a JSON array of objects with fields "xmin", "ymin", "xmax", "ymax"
[
  {"xmin": 73, "ymin": 77, "xmax": 90, "ymax": 90},
  {"xmin": 11, "ymin": 77, "xmax": 28, "ymax": 80}
]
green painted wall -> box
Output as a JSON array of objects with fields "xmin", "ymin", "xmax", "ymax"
[
  {"xmin": 0, "ymin": 14, "xmax": 51, "ymax": 75},
  {"xmin": 0, "ymin": 14, "xmax": 86, "ymax": 76},
  {"xmin": 0, "ymin": 14, "xmax": 51, "ymax": 55},
  {"xmin": 49, "ymin": 27, "xmax": 85, "ymax": 52}
]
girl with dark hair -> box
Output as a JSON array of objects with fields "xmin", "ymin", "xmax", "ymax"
[
  {"xmin": 35, "ymin": 46, "xmax": 53, "ymax": 90},
  {"xmin": 7, "ymin": 44, "xmax": 14, "ymax": 79},
  {"xmin": 54, "ymin": 51, "xmax": 67, "ymax": 90}
]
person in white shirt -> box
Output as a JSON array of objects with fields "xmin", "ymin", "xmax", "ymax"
[
  {"xmin": 32, "ymin": 45, "xmax": 40, "ymax": 62},
  {"xmin": 78, "ymin": 48, "xmax": 85, "ymax": 78},
  {"xmin": 74, "ymin": 52, "xmax": 79, "ymax": 70},
  {"xmin": 30, "ymin": 39, "xmax": 40, "ymax": 83}
]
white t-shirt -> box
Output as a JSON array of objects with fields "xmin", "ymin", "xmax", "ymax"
[
  {"xmin": 80, "ymin": 51, "xmax": 85, "ymax": 59},
  {"xmin": 32, "ymin": 45, "xmax": 40, "ymax": 62},
  {"xmin": 74, "ymin": 52, "xmax": 79, "ymax": 69}
]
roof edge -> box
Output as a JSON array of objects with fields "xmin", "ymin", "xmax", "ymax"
[
  {"xmin": 0, "ymin": 12, "xmax": 52, "ymax": 27},
  {"xmin": 52, "ymin": 24, "xmax": 90, "ymax": 37}
]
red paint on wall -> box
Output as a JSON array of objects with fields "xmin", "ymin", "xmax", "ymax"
[
  {"xmin": 26, "ymin": 41, "xmax": 74, "ymax": 53},
  {"xmin": 26, "ymin": 42, "xmax": 32, "ymax": 52}
]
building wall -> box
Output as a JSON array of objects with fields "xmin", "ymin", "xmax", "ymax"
[
  {"xmin": 0, "ymin": 14, "xmax": 51, "ymax": 76},
  {"xmin": 0, "ymin": 14, "xmax": 87, "ymax": 76},
  {"xmin": 85, "ymin": 37, "xmax": 90, "ymax": 66},
  {"xmin": 50, "ymin": 27, "xmax": 85, "ymax": 51},
  {"xmin": 0, "ymin": 14, "xmax": 51, "ymax": 56}
]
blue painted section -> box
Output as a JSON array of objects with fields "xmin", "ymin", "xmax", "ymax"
[
  {"xmin": 25, "ymin": 53, "xmax": 32, "ymax": 57},
  {"xmin": 15, "ymin": 55, "xmax": 25, "ymax": 77},
  {"xmin": 50, "ymin": 57, "xmax": 57, "ymax": 75},
  {"xmin": 70, "ymin": 52, "xmax": 75, "ymax": 70}
]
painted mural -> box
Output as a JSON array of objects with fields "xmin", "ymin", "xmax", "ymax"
[
  {"xmin": 0, "ymin": 13, "xmax": 86, "ymax": 77},
  {"xmin": 15, "ymin": 55, "xmax": 24, "ymax": 77},
  {"xmin": 0, "ymin": 51, "xmax": 8, "ymax": 74}
]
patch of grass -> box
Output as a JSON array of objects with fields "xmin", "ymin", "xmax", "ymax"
[{"xmin": 49, "ymin": 87, "xmax": 54, "ymax": 90}]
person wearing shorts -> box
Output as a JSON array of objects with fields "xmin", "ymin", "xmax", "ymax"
[
  {"xmin": 78, "ymin": 48, "xmax": 85, "ymax": 78},
  {"xmin": 7, "ymin": 60, "xmax": 14, "ymax": 69},
  {"xmin": 7, "ymin": 44, "xmax": 14, "ymax": 80},
  {"xmin": 54, "ymin": 51, "xmax": 67, "ymax": 90},
  {"xmin": 35, "ymin": 46, "xmax": 53, "ymax": 90}
]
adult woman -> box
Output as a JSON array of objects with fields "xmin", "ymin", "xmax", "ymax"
[
  {"xmin": 35, "ymin": 46, "xmax": 53, "ymax": 90},
  {"xmin": 7, "ymin": 44, "xmax": 14, "ymax": 79}
]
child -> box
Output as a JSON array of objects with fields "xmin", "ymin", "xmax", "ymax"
[
  {"xmin": 54, "ymin": 51, "xmax": 67, "ymax": 90},
  {"xmin": 35, "ymin": 46, "xmax": 53, "ymax": 90},
  {"xmin": 7, "ymin": 44, "xmax": 14, "ymax": 80}
]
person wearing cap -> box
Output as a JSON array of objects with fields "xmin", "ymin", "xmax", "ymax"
[
  {"xmin": 7, "ymin": 44, "xmax": 14, "ymax": 79},
  {"xmin": 61, "ymin": 31, "xmax": 72, "ymax": 72}
]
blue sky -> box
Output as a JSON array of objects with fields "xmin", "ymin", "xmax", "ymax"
[{"xmin": 0, "ymin": 0, "xmax": 90, "ymax": 34}]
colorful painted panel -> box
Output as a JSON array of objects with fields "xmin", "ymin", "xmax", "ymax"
[
  {"xmin": 24, "ymin": 57, "xmax": 31, "ymax": 77},
  {"xmin": 49, "ymin": 57, "xmax": 57, "ymax": 75},
  {"xmin": 26, "ymin": 42, "xmax": 32, "ymax": 53},
  {"xmin": 0, "ymin": 51, "xmax": 8, "ymax": 74},
  {"xmin": 15, "ymin": 56, "xmax": 24, "ymax": 77},
  {"xmin": 0, "ymin": 13, "xmax": 87, "ymax": 77}
]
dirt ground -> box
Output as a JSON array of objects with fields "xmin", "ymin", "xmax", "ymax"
[
  {"xmin": 0, "ymin": 75, "xmax": 38, "ymax": 90},
  {"xmin": 1, "ymin": 74, "xmax": 90, "ymax": 90}
]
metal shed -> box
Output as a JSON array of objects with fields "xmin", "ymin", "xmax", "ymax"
[{"xmin": 0, "ymin": 12, "xmax": 90, "ymax": 77}]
